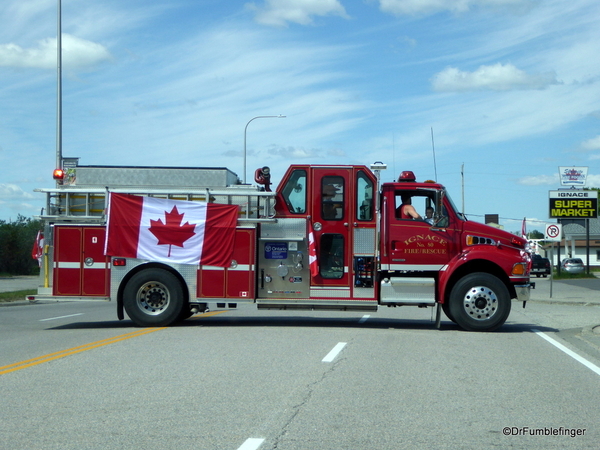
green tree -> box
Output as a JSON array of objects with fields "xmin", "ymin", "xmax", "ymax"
[
  {"xmin": 528, "ymin": 229, "xmax": 544, "ymax": 239},
  {"xmin": 0, "ymin": 215, "xmax": 42, "ymax": 275},
  {"xmin": 583, "ymin": 187, "xmax": 600, "ymax": 215}
]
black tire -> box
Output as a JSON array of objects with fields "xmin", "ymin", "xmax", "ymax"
[
  {"xmin": 449, "ymin": 273, "xmax": 511, "ymax": 332},
  {"xmin": 123, "ymin": 268, "xmax": 185, "ymax": 327}
]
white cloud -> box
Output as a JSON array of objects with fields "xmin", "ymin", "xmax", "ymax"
[
  {"xmin": 268, "ymin": 145, "xmax": 318, "ymax": 158},
  {"xmin": 430, "ymin": 63, "xmax": 560, "ymax": 92},
  {"xmin": 0, "ymin": 34, "xmax": 111, "ymax": 70},
  {"xmin": 378, "ymin": 0, "xmax": 533, "ymax": 16},
  {"xmin": 517, "ymin": 172, "xmax": 600, "ymax": 188},
  {"xmin": 247, "ymin": 0, "xmax": 349, "ymax": 27},
  {"xmin": 581, "ymin": 135, "xmax": 600, "ymax": 151},
  {"xmin": 0, "ymin": 183, "xmax": 35, "ymax": 199},
  {"xmin": 516, "ymin": 174, "xmax": 558, "ymax": 186}
]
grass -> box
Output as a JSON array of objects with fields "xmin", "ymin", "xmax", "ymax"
[
  {"xmin": 0, "ymin": 290, "xmax": 36, "ymax": 303},
  {"xmin": 552, "ymin": 271, "xmax": 597, "ymax": 280}
]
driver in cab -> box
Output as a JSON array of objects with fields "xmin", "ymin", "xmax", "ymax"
[{"xmin": 397, "ymin": 194, "xmax": 423, "ymax": 220}]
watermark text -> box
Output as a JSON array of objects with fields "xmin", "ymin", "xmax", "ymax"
[{"xmin": 503, "ymin": 427, "xmax": 586, "ymax": 438}]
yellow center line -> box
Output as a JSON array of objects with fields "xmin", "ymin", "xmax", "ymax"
[
  {"xmin": 0, "ymin": 328, "xmax": 165, "ymax": 375},
  {"xmin": 0, "ymin": 310, "xmax": 230, "ymax": 376},
  {"xmin": 190, "ymin": 310, "xmax": 229, "ymax": 319}
]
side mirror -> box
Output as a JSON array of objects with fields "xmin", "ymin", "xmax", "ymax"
[{"xmin": 433, "ymin": 216, "xmax": 449, "ymax": 228}]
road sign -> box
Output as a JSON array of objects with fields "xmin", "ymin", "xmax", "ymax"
[{"xmin": 545, "ymin": 223, "xmax": 562, "ymax": 241}]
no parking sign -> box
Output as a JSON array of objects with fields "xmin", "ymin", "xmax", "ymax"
[{"xmin": 545, "ymin": 223, "xmax": 562, "ymax": 241}]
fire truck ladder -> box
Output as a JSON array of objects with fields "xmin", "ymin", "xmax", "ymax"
[{"xmin": 34, "ymin": 187, "xmax": 277, "ymax": 223}]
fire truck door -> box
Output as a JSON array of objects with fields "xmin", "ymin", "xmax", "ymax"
[
  {"xmin": 386, "ymin": 190, "xmax": 456, "ymax": 270},
  {"xmin": 310, "ymin": 168, "xmax": 353, "ymax": 290}
]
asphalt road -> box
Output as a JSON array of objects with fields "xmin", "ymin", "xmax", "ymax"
[{"xmin": 1, "ymin": 286, "xmax": 600, "ymax": 450}]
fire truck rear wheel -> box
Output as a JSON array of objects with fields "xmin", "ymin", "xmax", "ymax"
[
  {"xmin": 449, "ymin": 273, "xmax": 511, "ymax": 332},
  {"xmin": 123, "ymin": 268, "xmax": 185, "ymax": 327}
]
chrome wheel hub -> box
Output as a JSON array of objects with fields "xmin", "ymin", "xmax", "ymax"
[
  {"xmin": 462, "ymin": 285, "xmax": 498, "ymax": 321},
  {"xmin": 136, "ymin": 281, "xmax": 170, "ymax": 315}
]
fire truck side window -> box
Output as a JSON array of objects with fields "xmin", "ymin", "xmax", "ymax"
[
  {"xmin": 319, "ymin": 234, "xmax": 344, "ymax": 279},
  {"xmin": 395, "ymin": 192, "xmax": 434, "ymax": 223},
  {"xmin": 281, "ymin": 170, "xmax": 307, "ymax": 214},
  {"xmin": 356, "ymin": 171, "xmax": 373, "ymax": 221},
  {"xmin": 321, "ymin": 176, "xmax": 344, "ymax": 220}
]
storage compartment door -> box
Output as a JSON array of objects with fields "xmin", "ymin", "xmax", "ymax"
[
  {"xmin": 82, "ymin": 227, "xmax": 110, "ymax": 296},
  {"xmin": 225, "ymin": 228, "xmax": 255, "ymax": 299},
  {"xmin": 53, "ymin": 226, "xmax": 110, "ymax": 297},
  {"xmin": 53, "ymin": 226, "xmax": 82, "ymax": 295},
  {"xmin": 198, "ymin": 227, "xmax": 256, "ymax": 299}
]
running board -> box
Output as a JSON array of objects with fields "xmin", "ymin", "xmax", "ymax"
[{"xmin": 257, "ymin": 304, "xmax": 378, "ymax": 312}]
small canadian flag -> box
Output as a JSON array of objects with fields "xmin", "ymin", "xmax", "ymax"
[
  {"xmin": 308, "ymin": 221, "xmax": 319, "ymax": 277},
  {"xmin": 105, "ymin": 193, "xmax": 238, "ymax": 266}
]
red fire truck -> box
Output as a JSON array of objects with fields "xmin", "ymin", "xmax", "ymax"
[{"xmin": 30, "ymin": 160, "xmax": 533, "ymax": 331}]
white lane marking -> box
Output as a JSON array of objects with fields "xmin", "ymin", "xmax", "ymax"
[
  {"xmin": 359, "ymin": 315, "xmax": 370, "ymax": 323},
  {"xmin": 322, "ymin": 342, "xmax": 347, "ymax": 362},
  {"xmin": 533, "ymin": 329, "xmax": 600, "ymax": 377},
  {"xmin": 237, "ymin": 438, "xmax": 264, "ymax": 450},
  {"xmin": 40, "ymin": 313, "xmax": 84, "ymax": 322}
]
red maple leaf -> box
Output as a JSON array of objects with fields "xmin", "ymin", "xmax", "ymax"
[{"xmin": 148, "ymin": 206, "xmax": 196, "ymax": 257}]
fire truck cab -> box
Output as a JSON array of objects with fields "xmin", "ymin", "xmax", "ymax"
[{"xmin": 31, "ymin": 161, "xmax": 533, "ymax": 332}]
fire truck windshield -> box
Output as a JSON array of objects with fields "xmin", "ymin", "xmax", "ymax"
[{"xmin": 445, "ymin": 190, "xmax": 466, "ymax": 221}]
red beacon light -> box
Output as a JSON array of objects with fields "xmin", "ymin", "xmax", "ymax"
[
  {"xmin": 398, "ymin": 171, "xmax": 416, "ymax": 182},
  {"xmin": 53, "ymin": 168, "xmax": 65, "ymax": 180}
]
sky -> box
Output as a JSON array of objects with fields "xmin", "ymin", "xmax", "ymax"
[{"xmin": 1, "ymin": 0, "xmax": 600, "ymax": 233}]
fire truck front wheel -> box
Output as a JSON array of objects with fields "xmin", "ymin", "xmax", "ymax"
[
  {"xmin": 441, "ymin": 302, "xmax": 456, "ymax": 324},
  {"xmin": 123, "ymin": 268, "xmax": 185, "ymax": 327},
  {"xmin": 449, "ymin": 273, "xmax": 511, "ymax": 332}
]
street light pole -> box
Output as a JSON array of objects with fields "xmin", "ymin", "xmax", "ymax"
[
  {"xmin": 56, "ymin": 0, "xmax": 62, "ymax": 181},
  {"xmin": 243, "ymin": 115, "xmax": 285, "ymax": 184}
]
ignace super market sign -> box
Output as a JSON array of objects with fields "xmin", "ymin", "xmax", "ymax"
[{"xmin": 549, "ymin": 190, "xmax": 598, "ymax": 218}]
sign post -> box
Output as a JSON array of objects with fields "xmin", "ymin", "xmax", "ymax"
[{"xmin": 544, "ymin": 223, "xmax": 562, "ymax": 298}]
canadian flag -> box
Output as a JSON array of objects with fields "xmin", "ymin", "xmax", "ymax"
[
  {"xmin": 31, "ymin": 230, "xmax": 44, "ymax": 267},
  {"xmin": 105, "ymin": 193, "xmax": 238, "ymax": 266},
  {"xmin": 308, "ymin": 221, "xmax": 319, "ymax": 277}
]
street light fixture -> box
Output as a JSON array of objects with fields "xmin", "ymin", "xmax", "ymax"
[{"xmin": 243, "ymin": 115, "xmax": 286, "ymax": 184}]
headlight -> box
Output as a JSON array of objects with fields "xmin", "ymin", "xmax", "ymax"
[{"xmin": 466, "ymin": 235, "xmax": 496, "ymax": 246}]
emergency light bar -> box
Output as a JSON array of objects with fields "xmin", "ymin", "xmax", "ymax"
[{"xmin": 398, "ymin": 171, "xmax": 416, "ymax": 182}]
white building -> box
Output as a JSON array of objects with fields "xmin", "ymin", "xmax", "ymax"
[{"xmin": 543, "ymin": 218, "xmax": 600, "ymax": 267}]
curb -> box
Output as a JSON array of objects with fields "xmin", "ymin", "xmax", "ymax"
[
  {"xmin": 0, "ymin": 300, "xmax": 37, "ymax": 307},
  {"xmin": 576, "ymin": 325, "xmax": 600, "ymax": 354},
  {"xmin": 527, "ymin": 299, "xmax": 600, "ymax": 307}
]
